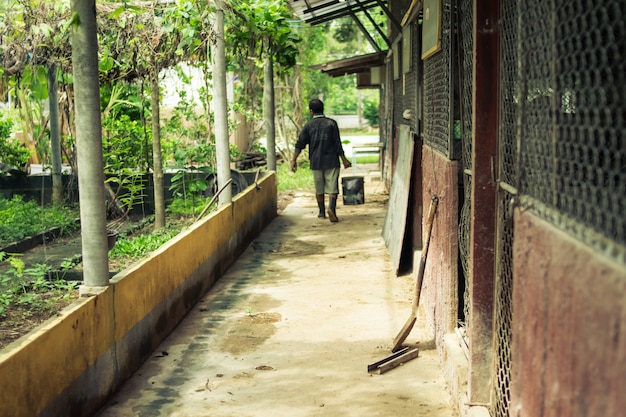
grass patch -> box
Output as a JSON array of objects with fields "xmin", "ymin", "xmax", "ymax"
[
  {"xmin": 353, "ymin": 155, "xmax": 380, "ymax": 164},
  {"xmin": 276, "ymin": 162, "xmax": 314, "ymax": 192}
]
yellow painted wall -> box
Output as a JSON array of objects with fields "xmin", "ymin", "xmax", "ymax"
[{"xmin": 0, "ymin": 172, "xmax": 277, "ymax": 417}]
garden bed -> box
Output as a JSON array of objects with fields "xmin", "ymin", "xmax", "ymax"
[
  {"xmin": 0, "ymin": 189, "xmax": 293, "ymax": 350},
  {"xmin": 0, "ymin": 214, "xmax": 188, "ymax": 349}
]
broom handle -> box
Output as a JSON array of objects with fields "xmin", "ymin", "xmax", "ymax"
[{"xmin": 412, "ymin": 195, "xmax": 438, "ymax": 314}]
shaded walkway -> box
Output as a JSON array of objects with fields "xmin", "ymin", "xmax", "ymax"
[{"xmin": 96, "ymin": 176, "xmax": 456, "ymax": 417}]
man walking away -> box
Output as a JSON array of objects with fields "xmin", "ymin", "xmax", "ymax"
[{"xmin": 291, "ymin": 99, "xmax": 352, "ymax": 222}]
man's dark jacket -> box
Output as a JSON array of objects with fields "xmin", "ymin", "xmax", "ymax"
[{"xmin": 295, "ymin": 115, "xmax": 346, "ymax": 170}]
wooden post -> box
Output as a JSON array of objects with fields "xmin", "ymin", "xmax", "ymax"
[{"xmin": 468, "ymin": 0, "xmax": 500, "ymax": 404}]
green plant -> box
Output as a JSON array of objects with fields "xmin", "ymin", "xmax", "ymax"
[
  {"xmin": 167, "ymin": 196, "xmax": 210, "ymax": 217},
  {"xmin": 362, "ymin": 98, "xmax": 380, "ymax": 127},
  {"xmin": 162, "ymin": 88, "xmax": 213, "ymax": 163},
  {"xmin": 0, "ymin": 293, "xmax": 11, "ymax": 317},
  {"xmin": 0, "ymin": 255, "xmax": 77, "ymax": 319},
  {"xmin": 109, "ymin": 226, "xmax": 182, "ymax": 260},
  {"xmin": 59, "ymin": 258, "xmax": 79, "ymax": 271},
  {"xmin": 104, "ymin": 169, "xmax": 147, "ymax": 219},
  {"xmin": 0, "ymin": 195, "xmax": 79, "ymax": 247},
  {"xmin": 0, "ymin": 110, "xmax": 32, "ymax": 172},
  {"xmin": 101, "ymin": 106, "xmax": 150, "ymax": 219},
  {"xmin": 102, "ymin": 110, "xmax": 149, "ymax": 168}
]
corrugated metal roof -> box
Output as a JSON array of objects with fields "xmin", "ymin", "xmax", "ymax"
[
  {"xmin": 287, "ymin": 0, "xmax": 381, "ymax": 26},
  {"xmin": 287, "ymin": 0, "xmax": 391, "ymax": 77}
]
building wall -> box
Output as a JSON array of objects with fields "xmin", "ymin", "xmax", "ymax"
[
  {"xmin": 421, "ymin": 145, "xmax": 459, "ymax": 342},
  {"xmin": 511, "ymin": 210, "xmax": 626, "ymax": 417}
]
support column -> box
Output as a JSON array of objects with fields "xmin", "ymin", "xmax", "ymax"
[{"xmin": 468, "ymin": 0, "xmax": 500, "ymax": 404}]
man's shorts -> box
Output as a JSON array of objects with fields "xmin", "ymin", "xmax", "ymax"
[{"xmin": 313, "ymin": 167, "xmax": 340, "ymax": 195}]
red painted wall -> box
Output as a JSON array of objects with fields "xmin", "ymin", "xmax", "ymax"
[
  {"xmin": 421, "ymin": 145, "xmax": 459, "ymax": 341},
  {"xmin": 512, "ymin": 210, "xmax": 626, "ymax": 417}
]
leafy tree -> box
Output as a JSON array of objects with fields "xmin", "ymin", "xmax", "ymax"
[
  {"xmin": 225, "ymin": 0, "xmax": 301, "ymax": 152},
  {"xmin": 363, "ymin": 94, "xmax": 380, "ymax": 126}
]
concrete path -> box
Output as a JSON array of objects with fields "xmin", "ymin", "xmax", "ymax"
[{"xmin": 95, "ymin": 172, "xmax": 457, "ymax": 417}]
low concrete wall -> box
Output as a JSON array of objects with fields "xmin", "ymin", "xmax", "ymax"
[{"xmin": 0, "ymin": 172, "xmax": 277, "ymax": 417}]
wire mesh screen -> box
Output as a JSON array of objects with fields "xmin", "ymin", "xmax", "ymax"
[
  {"xmin": 493, "ymin": 189, "xmax": 515, "ymax": 417},
  {"xmin": 499, "ymin": 1, "xmax": 519, "ymax": 186},
  {"xmin": 458, "ymin": 173, "xmax": 471, "ymax": 327},
  {"xmin": 458, "ymin": 0, "xmax": 473, "ymax": 330},
  {"xmin": 423, "ymin": 0, "xmax": 452, "ymax": 157},
  {"xmin": 518, "ymin": 0, "xmax": 626, "ymax": 262},
  {"xmin": 393, "ymin": 22, "xmax": 420, "ymax": 133},
  {"xmin": 460, "ymin": 0, "xmax": 473, "ymax": 173},
  {"xmin": 493, "ymin": 1, "xmax": 521, "ymax": 415}
]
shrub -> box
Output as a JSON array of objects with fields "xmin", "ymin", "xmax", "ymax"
[
  {"xmin": 363, "ymin": 99, "xmax": 380, "ymax": 127},
  {"xmin": 0, "ymin": 111, "xmax": 31, "ymax": 172}
]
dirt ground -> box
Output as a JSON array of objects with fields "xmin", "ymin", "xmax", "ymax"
[{"xmin": 95, "ymin": 174, "xmax": 457, "ymax": 417}]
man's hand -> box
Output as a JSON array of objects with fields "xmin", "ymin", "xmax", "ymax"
[
  {"xmin": 291, "ymin": 160, "xmax": 298, "ymax": 172},
  {"xmin": 341, "ymin": 156, "xmax": 352, "ymax": 169}
]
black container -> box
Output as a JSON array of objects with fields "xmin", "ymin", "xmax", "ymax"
[{"xmin": 342, "ymin": 176, "xmax": 364, "ymax": 205}]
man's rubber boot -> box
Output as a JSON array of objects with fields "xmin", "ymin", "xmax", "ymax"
[
  {"xmin": 317, "ymin": 200, "xmax": 326, "ymax": 218},
  {"xmin": 327, "ymin": 196, "xmax": 338, "ymax": 222}
]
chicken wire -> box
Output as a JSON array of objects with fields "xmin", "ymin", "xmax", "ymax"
[
  {"xmin": 492, "ymin": 1, "xmax": 521, "ymax": 415},
  {"xmin": 423, "ymin": 0, "xmax": 454, "ymax": 158},
  {"xmin": 518, "ymin": 0, "xmax": 626, "ymax": 263},
  {"xmin": 458, "ymin": 0, "xmax": 472, "ymax": 335}
]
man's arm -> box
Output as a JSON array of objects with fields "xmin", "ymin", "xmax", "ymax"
[
  {"xmin": 332, "ymin": 121, "xmax": 351, "ymax": 169},
  {"xmin": 291, "ymin": 148, "xmax": 301, "ymax": 172},
  {"xmin": 340, "ymin": 154, "xmax": 352, "ymax": 169}
]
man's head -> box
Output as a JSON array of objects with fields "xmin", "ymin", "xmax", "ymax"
[{"xmin": 309, "ymin": 99, "xmax": 324, "ymax": 115}]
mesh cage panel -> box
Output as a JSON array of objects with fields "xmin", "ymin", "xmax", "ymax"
[
  {"xmin": 458, "ymin": 0, "xmax": 473, "ymax": 329},
  {"xmin": 423, "ymin": 0, "xmax": 452, "ymax": 157},
  {"xmin": 459, "ymin": 173, "xmax": 471, "ymax": 325},
  {"xmin": 500, "ymin": 0, "xmax": 520, "ymax": 186},
  {"xmin": 460, "ymin": 0, "xmax": 473, "ymax": 172},
  {"xmin": 519, "ymin": 0, "xmax": 626, "ymax": 261},
  {"xmin": 493, "ymin": 1, "xmax": 519, "ymax": 415},
  {"xmin": 393, "ymin": 22, "xmax": 420, "ymax": 133},
  {"xmin": 394, "ymin": 73, "xmax": 406, "ymax": 128},
  {"xmin": 493, "ymin": 190, "xmax": 515, "ymax": 417}
]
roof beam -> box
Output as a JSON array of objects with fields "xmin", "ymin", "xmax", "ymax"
[
  {"xmin": 374, "ymin": 0, "xmax": 401, "ymax": 31},
  {"xmin": 354, "ymin": 0, "xmax": 390, "ymax": 47},
  {"xmin": 299, "ymin": 0, "xmax": 380, "ymax": 25},
  {"xmin": 349, "ymin": 10, "xmax": 383, "ymax": 52}
]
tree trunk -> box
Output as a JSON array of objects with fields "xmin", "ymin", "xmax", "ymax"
[
  {"xmin": 150, "ymin": 70, "xmax": 165, "ymax": 230},
  {"xmin": 212, "ymin": 0, "xmax": 232, "ymax": 206},
  {"xmin": 48, "ymin": 64, "xmax": 64, "ymax": 205},
  {"xmin": 71, "ymin": 0, "xmax": 109, "ymax": 291},
  {"xmin": 263, "ymin": 42, "xmax": 276, "ymax": 171}
]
